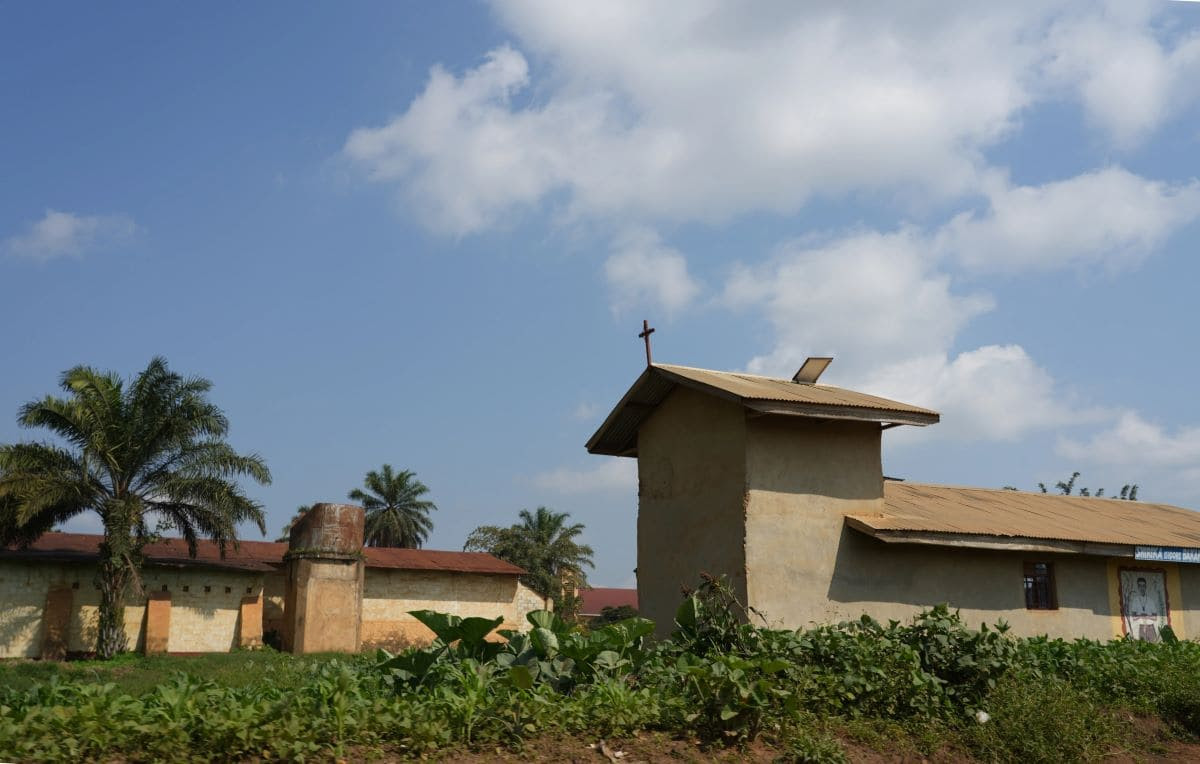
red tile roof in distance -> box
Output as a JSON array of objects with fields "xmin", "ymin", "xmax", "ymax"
[
  {"xmin": 578, "ymin": 587, "xmax": 639, "ymax": 616},
  {"xmin": 364, "ymin": 547, "xmax": 524, "ymax": 575},
  {"xmin": 2, "ymin": 533, "xmax": 524, "ymax": 576}
]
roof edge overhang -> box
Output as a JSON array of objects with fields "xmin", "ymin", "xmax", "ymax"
[
  {"xmin": 744, "ymin": 400, "xmax": 939, "ymax": 427},
  {"xmin": 586, "ymin": 365, "xmax": 939, "ymax": 457},
  {"xmin": 845, "ymin": 516, "xmax": 1136, "ymax": 558}
]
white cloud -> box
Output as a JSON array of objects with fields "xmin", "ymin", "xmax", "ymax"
[
  {"xmin": 724, "ymin": 229, "xmax": 993, "ymax": 381},
  {"xmin": 862, "ymin": 346, "xmax": 1105, "ymax": 442},
  {"xmin": 1046, "ymin": 1, "xmax": 1200, "ymax": 147},
  {"xmin": 719, "ymin": 219, "xmax": 1135, "ymax": 440},
  {"xmin": 4, "ymin": 210, "xmax": 137, "ymax": 261},
  {"xmin": 718, "ymin": 159, "xmax": 1200, "ymax": 442},
  {"xmin": 1056, "ymin": 412, "xmax": 1200, "ymax": 501},
  {"xmin": 343, "ymin": 45, "xmax": 596, "ymax": 235},
  {"xmin": 1059, "ymin": 412, "xmax": 1200, "ymax": 469},
  {"xmin": 531, "ymin": 458, "xmax": 636, "ymax": 494},
  {"xmin": 344, "ymin": 2, "xmax": 1200, "ymax": 235},
  {"xmin": 604, "ymin": 228, "xmax": 700, "ymax": 315},
  {"xmin": 573, "ymin": 401, "xmax": 601, "ymax": 421},
  {"xmin": 938, "ymin": 168, "xmax": 1200, "ymax": 272}
]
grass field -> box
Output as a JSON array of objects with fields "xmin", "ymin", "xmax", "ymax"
[{"xmin": 0, "ymin": 649, "xmax": 341, "ymax": 695}]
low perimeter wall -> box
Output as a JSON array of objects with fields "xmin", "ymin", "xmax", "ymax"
[
  {"xmin": 361, "ymin": 568, "xmax": 549, "ymax": 651},
  {"xmin": 0, "ymin": 561, "xmax": 264, "ymax": 658},
  {"xmin": 1, "ymin": 560, "xmax": 547, "ymax": 658}
]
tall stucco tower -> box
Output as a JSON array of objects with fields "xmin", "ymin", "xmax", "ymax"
[{"xmin": 587, "ymin": 361, "xmax": 938, "ymax": 633}]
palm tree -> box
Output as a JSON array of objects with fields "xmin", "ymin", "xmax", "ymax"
[
  {"xmin": 0, "ymin": 358, "xmax": 270, "ymax": 658},
  {"xmin": 348, "ymin": 465, "xmax": 436, "ymax": 548},
  {"xmin": 275, "ymin": 504, "xmax": 312, "ymax": 542},
  {"xmin": 464, "ymin": 507, "xmax": 594, "ymax": 612}
]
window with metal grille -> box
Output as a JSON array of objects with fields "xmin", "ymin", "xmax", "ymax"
[{"xmin": 1023, "ymin": 562, "xmax": 1057, "ymax": 610}]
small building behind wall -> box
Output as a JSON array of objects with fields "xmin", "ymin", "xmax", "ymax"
[
  {"xmin": 0, "ymin": 507, "xmax": 547, "ymax": 658},
  {"xmin": 588, "ymin": 361, "xmax": 1200, "ymax": 640}
]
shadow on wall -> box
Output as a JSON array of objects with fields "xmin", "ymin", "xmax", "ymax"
[
  {"xmin": 0, "ymin": 607, "xmax": 42, "ymax": 657},
  {"xmin": 825, "ymin": 526, "xmax": 1117, "ymax": 618}
]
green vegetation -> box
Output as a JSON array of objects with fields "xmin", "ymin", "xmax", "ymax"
[
  {"xmin": 0, "ymin": 650, "xmax": 341, "ymax": 696},
  {"xmin": 349, "ymin": 464, "xmax": 437, "ymax": 548},
  {"xmin": 275, "ymin": 504, "xmax": 312, "ymax": 542},
  {"xmin": 590, "ymin": 603, "xmax": 640, "ymax": 627},
  {"xmin": 0, "ymin": 358, "xmax": 270, "ymax": 658},
  {"xmin": 464, "ymin": 506, "xmax": 594, "ymax": 614},
  {"xmin": 1037, "ymin": 471, "xmax": 1139, "ymax": 500},
  {"xmin": 3, "ymin": 577, "xmax": 1200, "ymax": 761}
]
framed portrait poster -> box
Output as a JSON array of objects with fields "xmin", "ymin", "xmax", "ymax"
[{"xmin": 1119, "ymin": 568, "xmax": 1170, "ymax": 642}]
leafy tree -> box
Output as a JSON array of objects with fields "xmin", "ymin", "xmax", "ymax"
[
  {"xmin": 275, "ymin": 504, "xmax": 312, "ymax": 542},
  {"xmin": 463, "ymin": 506, "xmax": 594, "ymax": 613},
  {"xmin": 348, "ymin": 465, "xmax": 436, "ymax": 548},
  {"xmin": 0, "ymin": 358, "xmax": 269, "ymax": 658},
  {"xmin": 1036, "ymin": 471, "xmax": 1139, "ymax": 500},
  {"xmin": 589, "ymin": 604, "xmax": 640, "ymax": 628}
]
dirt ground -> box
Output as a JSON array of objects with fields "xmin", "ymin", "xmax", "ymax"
[{"xmin": 349, "ymin": 731, "xmax": 1200, "ymax": 763}]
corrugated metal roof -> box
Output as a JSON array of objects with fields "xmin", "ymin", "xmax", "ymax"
[
  {"xmin": 659, "ymin": 365, "xmax": 939, "ymax": 416},
  {"xmin": 1, "ymin": 533, "xmax": 525, "ymax": 576},
  {"xmin": 587, "ymin": 363, "xmax": 939, "ymax": 457},
  {"xmin": 848, "ymin": 482, "xmax": 1200, "ymax": 548}
]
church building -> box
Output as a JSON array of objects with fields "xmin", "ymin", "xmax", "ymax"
[{"xmin": 587, "ymin": 359, "xmax": 1200, "ymax": 641}]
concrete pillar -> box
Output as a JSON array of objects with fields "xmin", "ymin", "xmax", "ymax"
[
  {"xmin": 144, "ymin": 591, "xmax": 171, "ymax": 654},
  {"xmin": 238, "ymin": 595, "xmax": 264, "ymax": 648},
  {"xmin": 283, "ymin": 503, "xmax": 365, "ymax": 654},
  {"xmin": 41, "ymin": 585, "xmax": 73, "ymax": 660}
]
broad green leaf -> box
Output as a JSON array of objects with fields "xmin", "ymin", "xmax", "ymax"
[
  {"xmin": 530, "ymin": 627, "xmax": 559, "ymax": 658},
  {"xmin": 458, "ymin": 616, "xmax": 504, "ymax": 648},
  {"xmin": 508, "ymin": 665, "xmax": 535, "ymax": 690}
]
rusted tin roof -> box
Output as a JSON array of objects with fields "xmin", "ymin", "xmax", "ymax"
[
  {"xmin": 587, "ymin": 363, "xmax": 939, "ymax": 457},
  {"xmin": 1, "ymin": 533, "xmax": 524, "ymax": 576},
  {"xmin": 846, "ymin": 482, "xmax": 1200, "ymax": 549},
  {"xmin": 365, "ymin": 547, "xmax": 525, "ymax": 575}
]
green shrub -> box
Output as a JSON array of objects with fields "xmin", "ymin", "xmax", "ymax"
[
  {"xmin": 5, "ymin": 598, "xmax": 1200, "ymax": 761},
  {"xmin": 964, "ymin": 677, "xmax": 1130, "ymax": 763}
]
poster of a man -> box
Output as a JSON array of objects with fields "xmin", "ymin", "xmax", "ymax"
[{"xmin": 1121, "ymin": 569, "xmax": 1169, "ymax": 642}]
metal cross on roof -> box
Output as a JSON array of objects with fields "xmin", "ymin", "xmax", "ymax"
[{"xmin": 638, "ymin": 319, "xmax": 656, "ymax": 366}]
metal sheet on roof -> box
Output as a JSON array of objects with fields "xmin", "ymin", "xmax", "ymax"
[
  {"xmin": 587, "ymin": 364, "xmax": 939, "ymax": 457},
  {"xmin": 850, "ymin": 482, "xmax": 1200, "ymax": 548}
]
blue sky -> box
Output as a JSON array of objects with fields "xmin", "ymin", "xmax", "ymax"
[{"xmin": 4, "ymin": 1, "xmax": 1200, "ymax": 587}]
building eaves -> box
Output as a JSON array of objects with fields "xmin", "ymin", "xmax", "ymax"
[
  {"xmin": 846, "ymin": 482, "xmax": 1200, "ymax": 552},
  {"xmin": 587, "ymin": 363, "xmax": 939, "ymax": 457}
]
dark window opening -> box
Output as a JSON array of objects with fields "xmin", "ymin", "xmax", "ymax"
[{"xmin": 1023, "ymin": 562, "xmax": 1057, "ymax": 610}]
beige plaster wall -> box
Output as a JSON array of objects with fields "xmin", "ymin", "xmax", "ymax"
[
  {"xmin": 742, "ymin": 417, "xmax": 884, "ymax": 628},
  {"xmin": 285, "ymin": 557, "xmax": 363, "ymax": 653},
  {"xmin": 820, "ymin": 532, "xmax": 1126, "ymax": 639},
  {"xmin": 637, "ymin": 387, "xmax": 749, "ymax": 633},
  {"xmin": 361, "ymin": 569, "xmax": 547, "ymax": 650},
  {"xmin": 700, "ymin": 411, "xmax": 1197, "ymax": 640},
  {"xmin": 1176, "ymin": 565, "xmax": 1200, "ymax": 639},
  {"xmin": 152, "ymin": 569, "xmax": 263, "ymax": 653},
  {"xmin": 0, "ymin": 560, "xmax": 262, "ymax": 657}
]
